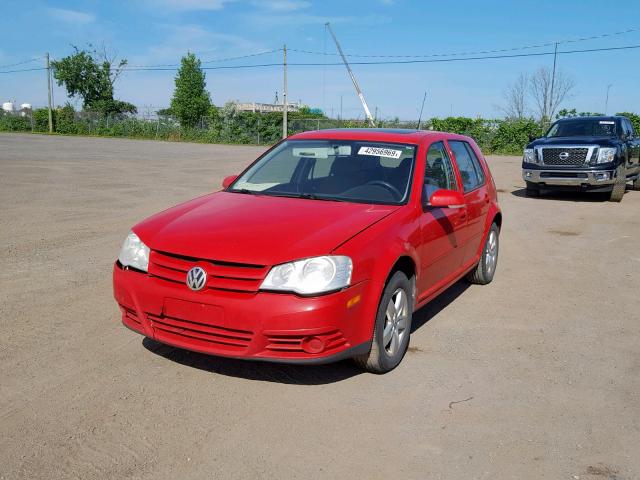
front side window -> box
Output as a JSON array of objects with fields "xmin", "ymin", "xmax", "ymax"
[
  {"xmin": 424, "ymin": 142, "xmax": 457, "ymax": 200},
  {"xmin": 230, "ymin": 140, "xmax": 416, "ymax": 205},
  {"xmin": 449, "ymin": 140, "xmax": 484, "ymax": 193}
]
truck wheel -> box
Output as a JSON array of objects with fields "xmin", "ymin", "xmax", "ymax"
[
  {"xmin": 353, "ymin": 271, "xmax": 413, "ymax": 374},
  {"xmin": 467, "ymin": 223, "xmax": 500, "ymax": 285},
  {"xmin": 609, "ymin": 169, "xmax": 627, "ymax": 202},
  {"xmin": 525, "ymin": 182, "xmax": 540, "ymax": 197}
]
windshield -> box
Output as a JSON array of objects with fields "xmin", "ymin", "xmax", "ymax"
[
  {"xmin": 229, "ymin": 140, "xmax": 416, "ymax": 205},
  {"xmin": 546, "ymin": 119, "xmax": 617, "ymax": 138}
]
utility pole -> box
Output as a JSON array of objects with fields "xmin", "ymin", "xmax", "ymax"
[
  {"xmin": 604, "ymin": 84, "xmax": 612, "ymax": 114},
  {"xmin": 326, "ymin": 22, "xmax": 376, "ymax": 127},
  {"xmin": 340, "ymin": 95, "xmax": 343, "ymax": 120},
  {"xmin": 46, "ymin": 52, "xmax": 53, "ymax": 133},
  {"xmin": 282, "ymin": 45, "xmax": 288, "ymax": 139},
  {"xmin": 548, "ymin": 42, "xmax": 558, "ymax": 121}
]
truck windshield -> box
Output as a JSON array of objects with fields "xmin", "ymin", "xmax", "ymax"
[
  {"xmin": 229, "ymin": 139, "xmax": 416, "ymax": 205},
  {"xmin": 546, "ymin": 119, "xmax": 617, "ymax": 138}
]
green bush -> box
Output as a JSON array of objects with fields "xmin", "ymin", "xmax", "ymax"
[{"xmin": 0, "ymin": 114, "xmax": 31, "ymax": 132}]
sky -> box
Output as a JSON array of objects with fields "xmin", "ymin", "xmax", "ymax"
[{"xmin": 1, "ymin": 0, "xmax": 640, "ymax": 119}]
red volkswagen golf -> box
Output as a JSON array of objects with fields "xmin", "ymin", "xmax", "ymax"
[{"xmin": 113, "ymin": 129, "xmax": 501, "ymax": 373}]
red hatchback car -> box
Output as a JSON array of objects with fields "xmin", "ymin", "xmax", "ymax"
[{"xmin": 113, "ymin": 129, "xmax": 501, "ymax": 373}]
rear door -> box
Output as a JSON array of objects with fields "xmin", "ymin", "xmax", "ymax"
[
  {"xmin": 417, "ymin": 141, "xmax": 467, "ymax": 299},
  {"xmin": 447, "ymin": 140, "xmax": 490, "ymax": 267}
]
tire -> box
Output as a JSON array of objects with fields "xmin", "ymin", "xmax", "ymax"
[
  {"xmin": 609, "ymin": 168, "xmax": 627, "ymax": 202},
  {"xmin": 525, "ymin": 182, "xmax": 540, "ymax": 197},
  {"xmin": 632, "ymin": 175, "xmax": 640, "ymax": 191},
  {"xmin": 353, "ymin": 271, "xmax": 414, "ymax": 374},
  {"xmin": 466, "ymin": 223, "xmax": 500, "ymax": 285}
]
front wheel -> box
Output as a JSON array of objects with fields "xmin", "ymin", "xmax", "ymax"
[
  {"xmin": 609, "ymin": 168, "xmax": 627, "ymax": 202},
  {"xmin": 353, "ymin": 271, "xmax": 414, "ymax": 374},
  {"xmin": 525, "ymin": 181, "xmax": 540, "ymax": 197},
  {"xmin": 466, "ymin": 223, "xmax": 500, "ymax": 285}
]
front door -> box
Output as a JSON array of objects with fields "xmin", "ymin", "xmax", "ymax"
[{"xmin": 417, "ymin": 141, "xmax": 467, "ymax": 300}]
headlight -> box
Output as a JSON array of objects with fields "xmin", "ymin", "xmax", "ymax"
[
  {"xmin": 523, "ymin": 148, "xmax": 537, "ymax": 164},
  {"xmin": 118, "ymin": 231, "xmax": 150, "ymax": 272},
  {"xmin": 596, "ymin": 147, "xmax": 616, "ymax": 164},
  {"xmin": 260, "ymin": 256, "xmax": 352, "ymax": 295}
]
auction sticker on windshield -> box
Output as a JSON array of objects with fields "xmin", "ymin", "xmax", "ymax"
[{"xmin": 358, "ymin": 146, "xmax": 402, "ymax": 159}]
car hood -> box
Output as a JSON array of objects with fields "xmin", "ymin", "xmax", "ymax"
[
  {"xmin": 527, "ymin": 136, "xmax": 620, "ymax": 148},
  {"xmin": 134, "ymin": 191, "xmax": 400, "ymax": 265}
]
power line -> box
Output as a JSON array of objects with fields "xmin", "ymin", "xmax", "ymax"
[
  {"xmin": 288, "ymin": 27, "xmax": 640, "ymax": 59},
  {"xmin": 2, "ymin": 42, "xmax": 640, "ymax": 75},
  {"xmin": 0, "ymin": 56, "xmax": 44, "ymax": 69},
  {"xmin": 126, "ymin": 49, "xmax": 281, "ymax": 68},
  {"xmin": 0, "ymin": 67, "xmax": 47, "ymax": 74},
  {"xmin": 119, "ymin": 43, "xmax": 640, "ymax": 71}
]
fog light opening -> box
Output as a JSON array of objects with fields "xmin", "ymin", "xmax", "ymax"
[
  {"xmin": 301, "ymin": 336, "xmax": 325, "ymax": 354},
  {"xmin": 595, "ymin": 172, "xmax": 610, "ymax": 182},
  {"xmin": 525, "ymin": 172, "xmax": 533, "ymax": 178}
]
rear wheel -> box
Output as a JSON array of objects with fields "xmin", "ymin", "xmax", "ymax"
[
  {"xmin": 467, "ymin": 223, "xmax": 500, "ymax": 285},
  {"xmin": 609, "ymin": 168, "xmax": 627, "ymax": 202},
  {"xmin": 353, "ymin": 271, "xmax": 413, "ymax": 374},
  {"xmin": 525, "ymin": 181, "xmax": 540, "ymax": 197}
]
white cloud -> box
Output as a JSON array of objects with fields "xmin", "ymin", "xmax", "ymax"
[
  {"xmin": 47, "ymin": 8, "xmax": 95, "ymax": 25},
  {"xmin": 251, "ymin": 0, "xmax": 311, "ymax": 11},
  {"xmin": 152, "ymin": 0, "xmax": 235, "ymax": 11}
]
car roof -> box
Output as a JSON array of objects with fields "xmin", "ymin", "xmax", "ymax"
[
  {"xmin": 288, "ymin": 128, "xmax": 469, "ymax": 144},
  {"xmin": 554, "ymin": 116, "xmax": 622, "ymax": 123}
]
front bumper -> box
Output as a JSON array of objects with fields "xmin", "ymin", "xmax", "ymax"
[
  {"xmin": 522, "ymin": 168, "xmax": 616, "ymax": 190},
  {"xmin": 113, "ymin": 263, "xmax": 374, "ymax": 363}
]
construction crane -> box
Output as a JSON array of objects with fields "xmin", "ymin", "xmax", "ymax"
[{"xmin": 325, "ymin": 22, "xmax": 376, "ymax": 127}]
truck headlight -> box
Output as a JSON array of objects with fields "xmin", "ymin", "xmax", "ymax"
[
  {"xmin": 523, "ymin": 149, "xmax": 537, "ymax": 164},
  {"xmin": 261, "ymin": 256, "xmax": 352, "ymax": 295},
  {"xmin": 118, "ymin": 231, "xmax": 150, "ymax": 272},
  {"xmin": 596, "ymin": 147, "xmax": 616, "ymax": 164}
]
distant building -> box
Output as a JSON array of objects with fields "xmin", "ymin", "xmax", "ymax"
[{"xmin": 233, "ymin": 100, "xmax": 303, "ymax": 113}]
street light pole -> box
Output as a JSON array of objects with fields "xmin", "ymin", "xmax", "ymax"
[{"xmin": 282, "ymin": 44, "xmax": 288, "ymax": 139}]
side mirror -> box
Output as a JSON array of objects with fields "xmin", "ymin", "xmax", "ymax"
[
  {"xmin": 528, "ymin": 134, "xmax": 537, "ymax": 142},
  {"xmin": 222, "ymin": 174, "xmax": 238, "ymax": 189},
  {"xmin": 429, "ymin": 189, "xmax": 465, "ymax": 209}
]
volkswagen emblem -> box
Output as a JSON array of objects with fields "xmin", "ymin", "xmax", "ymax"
[
  {"xmin": 558, "ymin": 151, "xmax": 570, "ymax": 161},
  {"xmin": 186, "ymin": 266, "xmax": 207, "ymax": 291}
]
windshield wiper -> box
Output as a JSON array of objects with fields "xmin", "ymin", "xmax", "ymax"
[{"xmin": 268, "ymin": 192, "xmax": 349, "ymax": 202}]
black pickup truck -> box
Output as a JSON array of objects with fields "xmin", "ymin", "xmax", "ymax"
[{"xmin": 522, "ymin": 115, "xmax": 640, "ymax": 202}]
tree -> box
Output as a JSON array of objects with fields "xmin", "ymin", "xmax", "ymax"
[
  {"xmin": 170, "ymin": 53, "xmax": 211, "ymax": 128},
  {"xmin": 616, "ymin": 112, "xmax": 640, "ymax": 133},
  {"xmin": 500, "ymin": 73, "xmax": 528, "ymax": 119},
  {"xmin": 51, "ymin": 45, "xmax": 136, "ymax": 115},
  {"xmin": 556, "ymin": 108, "xmax": 604, "ymax": 119},
  {"xmin": 529, "ymin": 67, "xmax": 574, "ymax": 123}
]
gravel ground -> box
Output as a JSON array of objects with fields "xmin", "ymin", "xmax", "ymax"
[{"xmin": 1, "ymin": 133, "xmax": 639, "ymax": 480}]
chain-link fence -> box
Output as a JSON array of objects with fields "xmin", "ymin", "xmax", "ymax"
[{"xmin": 1, "ymin": 108, "xmax": 547, "ymax": 154}]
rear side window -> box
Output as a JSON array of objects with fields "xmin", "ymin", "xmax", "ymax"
[{"xmin": 449, "ymin": 141, "xmax": 485, "ymax": 193}]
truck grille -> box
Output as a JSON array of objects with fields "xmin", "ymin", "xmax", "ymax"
[
  {"xmin": 148, "ymin": 250, "xmax": 269, "ymax": 293},
  {"xmin": 541, "ymin": 147, "xmax": 590, "ymax": 166}
]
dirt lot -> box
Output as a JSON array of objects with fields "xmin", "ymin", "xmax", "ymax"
[{"xmin": 1, "ymin": 133, "xmax": 639, "ymax": 480}]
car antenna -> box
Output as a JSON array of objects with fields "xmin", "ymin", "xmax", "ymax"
[{"xmin": 416, "ymin": 91, "xmax": 427, "ymax": 130}]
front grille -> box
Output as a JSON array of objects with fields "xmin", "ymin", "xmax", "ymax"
[
  {"xmin": 148, "ymin": 312, "xmax": 253, "ymax": 351},
  {"xmin": 148, "ymin": 251, "xmax": 269, "ymax": 292},
  {"xmin": 541, "ymin": 147, "xmax": 589, "ymax": 165}
]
